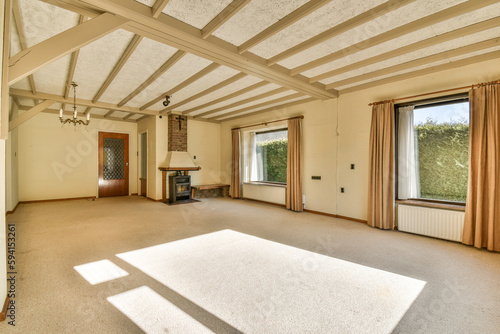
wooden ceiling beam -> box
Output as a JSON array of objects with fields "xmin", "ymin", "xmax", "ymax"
[
  {"xmin": 326, "ymin": 37, "xmax": 500, "ymax": 90},
  {"xmin": 9, "ymin": 89, "xmax": 159, "ymax": 116},
  {"xmin": 208, "ymin": 93, "xmax": 305, "ymax": 121},
  {"xmin": 267, "ymin": 0, "xmax": 416, "ymax": 66},
  {"xmin": 12, "ymin": 0, "xmax": 37, "ymax": 97},
  {"xmin": 82, "ymin": 106, "xmax": 92, "ymax": 116},
  {"xmin": 151, "ymin": 0, "xmax": 170, "ymax": 18},
  {"xmin": 104, "ymin": 110, "xmax": 115, "ymax": 117},
  {"xmin": 11, "ymin": 96, "xmax": 21, "ymax": 109},
  {"xmin": 1, "ymin": 0, "xmax": 12, "ymax": 138},
  {"xmin": 8, "ymin": 13, "xmax": 128, "ymax": 85},
  {"xmin": 182, "ymin": 80, "xmax": 269, "ymax": 115},
  {"xmin": 77, "ymin": 0, "xmax": 336, "ymax": 99},
  {"xmin": 238, "ymin": 0, "xmax": 332, "ymax": 54},
  {"xmin": 93, "ymin": 34, "xmax": 143, "ymax": 103},
  {"xmin": 136, "ymin": 115, "xmax": 150, "ymax": 122},
  {"xmin": 163, "ymin": 72, "xmax": 247, "ymax": 113},
  {"xmin": 122, "ymin": 113, "xmax": 134, "ymax": 120},
  {"xmin": 309, "ymin": 16, "xmax": 500, "ymax": 83},
  {"xmin": 36, "ymin": 106, "xmax": 137, "ymax": 123},
  {"xmin": 290, "ymin": 0, "xmax": 499, "ymax": 75},
  {"xmin": 220, "ymin": 97, "xmax": 317, "ymax": 123},
  {"xmin": 201, "ymin": 0, "xmax": 251, "ymax": 39},
  {"xmin": 118, "ymin": 50, "xmax": 186, "ymax": 107},
  {"xmin": 9, "ymin": 100, "xmax": 55, "ymax": 131},
  {"xmin": 63, "ymin": 15, "xmax": 86, "ymax": 111},
  {"xmin": 140, "ymin": 62, "xmax": 221, "ymax": 110},
  {"xmin": 41, "ymin": 0, "xmax": 102, "ymax": 18},
  {"xmin": 340, "ymin": 50, "xmax": 500, "ymax": 94},
  {"xmin": 9, "ymin": 100, "xmax": 15, "ymax": 121},
  {"xmin": 195, "ymin": 87, "xmax": 289, "ymax": 119}
]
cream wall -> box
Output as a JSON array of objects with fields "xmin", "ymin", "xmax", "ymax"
[
  {"xmin": 1, "ymin": 0, "xmax": 7, "ymax": 307},
  {"xmin": 155, "ymin": 116, "xmax": 169, "ymax": 200},
  {"xmin": 220, "ymin": 58, "xmax": 500, "ymax": 220},
  {"xmin": 158, "ymin": 119, "xmax": 221, "ymax": 199},
  {"xmin": 5, "ymin": 103, "xmax": 18, "ymax": 211},
  {"xmin": 17, "ymin": 113, "xmax": 138, "ymax": 201},
  {"xmin": 336, "ymin": 57, "xmax": 500, "ymax": 221},
  {"xmin": 138, "ymin": 116, "xmax": 157, "ymax": 199},
  {"xmin": 139, "ymin": 116, "xmax": 221, "ymax": 200},
  {"xmin": 220, "ymin": 99, "xmax": 338, "ymax": 214},
  {"xmin": 188, "ymin": 120, "xmax": 221, "ymax": 186},
  {"xmin": 0, "ymin": 139, "xmax": 6, "ymax": 309}
]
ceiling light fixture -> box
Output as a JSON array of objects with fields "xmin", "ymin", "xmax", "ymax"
[
  {"xmin": 59, "ymin": 82, "xmax": 90, "ymax": 127},
  {"xmin": 163, "ymin": 95, "xmax": 171, "ymax": 107}
]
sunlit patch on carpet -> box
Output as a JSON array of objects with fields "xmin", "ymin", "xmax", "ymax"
[{"xmin": 115, "ymin": 230, "xmax": 426, "ymax": 333}]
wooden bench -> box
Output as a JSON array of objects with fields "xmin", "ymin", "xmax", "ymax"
[{"xmin": 191, "ymin": 184, "xmax": 230, "ymax": 199}]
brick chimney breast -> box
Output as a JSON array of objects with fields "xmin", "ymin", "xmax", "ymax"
[{"xmin": 168, "ymin": 114, "xmax": 188, "ymax": 152}]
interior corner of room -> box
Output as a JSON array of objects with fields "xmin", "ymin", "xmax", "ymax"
[{"xmin": 1, "ymin": 0, "xmax": 500, "ymax": 332}]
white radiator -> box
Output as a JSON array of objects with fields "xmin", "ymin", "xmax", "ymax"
[{"xmin": 397, "ymin": 205, "xmax": 465, "ymax": 242}]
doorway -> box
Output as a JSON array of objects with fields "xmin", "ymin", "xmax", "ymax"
[
  {"xmin": 140, "ymin": 132, "xmax": 147, "ymax": 197},
  {"xmin": 98, "ymin": 132, "xmax": 129, "ymax": 197}
]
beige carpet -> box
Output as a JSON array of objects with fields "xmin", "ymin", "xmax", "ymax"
[
  {"xmin": 1, "ymin": 196, "xmax": 499, "ymax": 333},
  {"xmin": 115, "ymin": 229, "xmax": 425, "ymax": 333}
]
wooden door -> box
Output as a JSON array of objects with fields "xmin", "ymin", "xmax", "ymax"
[{"xmin": 99, "ymin": 132, "xmax": 129, "ymax": 197}]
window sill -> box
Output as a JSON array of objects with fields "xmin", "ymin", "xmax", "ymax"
[
  {"xmin": 396, "ymin": 199, "xmax": 465, "ymax": 212},
  {"xmin": 244, "ymin": 182, "xmax": 286, "ymax": 188}
]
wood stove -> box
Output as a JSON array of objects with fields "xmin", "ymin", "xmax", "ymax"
[
  {"xmin": 158, "ymin": 114, "xmax": 200, "ymax": 203},
  {"xmin": 168, "ymin": 174, "xmax": 191, "ymax": 203}
]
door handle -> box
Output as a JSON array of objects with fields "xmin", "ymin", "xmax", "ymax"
[{"xmin": 126, "ymin": 163, "xmax": 129, "ymax": 166}]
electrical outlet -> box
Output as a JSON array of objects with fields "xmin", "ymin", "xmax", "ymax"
[
  {"xmin": 341, "ymin": 187, "xmax": 344, "ymax": 193},
  {"xmin": 194, "ymin": 155, "xmax": 196, "ymax": 159},
  {"xmin": 311, "ymin": 176, "xmax": 321, "ymax": 180},
  {"xmin": 351, "ymin": 164, "xmax": 355, "ymax": 170}
]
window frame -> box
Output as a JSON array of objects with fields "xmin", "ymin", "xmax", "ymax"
[
  {"xmin": 395, "ymin": 93, "xmax": 469, "ymax": 207},
  {"xmin": 250, "ymin": 127, "xmax": 288, "ymax": 185}
]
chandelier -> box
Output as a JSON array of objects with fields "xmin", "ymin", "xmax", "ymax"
[{"xmin": 59, "ymin": 82, "xmax": 90, "ymax": 126}]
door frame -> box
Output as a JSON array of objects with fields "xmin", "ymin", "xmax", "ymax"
[
  {"xmin": 138, "ymin": 130, "xmax": 148, "ymax": 198},
  {"xmin": 98, "ymin": 131, "xmax": 130, "ymax": 198}
]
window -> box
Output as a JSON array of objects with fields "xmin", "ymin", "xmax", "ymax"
[
  {"xmin": 397, "ymin": 96, "xmax": 469, "ymax": 203},
  {"xmin": 247, "ymin": 128, "xmax": 288, "ymax": 184}
]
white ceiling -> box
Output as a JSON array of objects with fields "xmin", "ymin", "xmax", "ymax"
[{"xmin": 8, "ymin": 0, "xmax": 500, "ymax": 123}]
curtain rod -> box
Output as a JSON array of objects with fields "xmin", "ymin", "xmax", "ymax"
[
  {"xmin": 368, "ymin": 79, "xmax": 500, "ymax": 106},
  {"xmin": 231, "ymin": 115, "xmax": 304, "ymax": 131}
]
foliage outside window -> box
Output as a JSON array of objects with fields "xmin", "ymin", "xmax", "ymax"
[
  {"xmin": 253, "ymin": 129, "xmax": 288, "ymax": 184},
  {"xmin": 398, "ymin": 99, "xmax": 469, "ymax": 203}
]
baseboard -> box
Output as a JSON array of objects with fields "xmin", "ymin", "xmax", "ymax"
[
  {"xmin": 242, "ymin": 198, "xmax": 367, "ymax": 224},
  {"xmin": 131, "ymin": 193, "xmax": 138, "ymax": 196},
  {"xmin": 147, "ymin": 197, "xmax": 165, "ymax": 202},
  {"xmin": 19, "ymin": 196, "xmax": 97, "ymax": 204},
  {"xmin": 303, "ymin": 209, "xmax": 367, "ymax": 223},
  {"xmin": 242, "ymin": 197, "xmax": 286, "ymax": 208},
  {"xmin": 304, "ymin": 209, "xmax": 336, "ymax": 218},
  {"xmin": 6, "ymin": 202, "xmax": 20, "ymax": 216},
  {"xmin": 332, "ymin": 214, "xmax": 367, "ymax": 224},
  {"xmin": 0, "ymin": 296, "xmax": 9, "ymax": 322}
]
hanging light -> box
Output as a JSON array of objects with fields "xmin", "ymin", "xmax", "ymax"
[{"xmin": 59, "ymin": 82, "xmax": 90, "ymax": 126}]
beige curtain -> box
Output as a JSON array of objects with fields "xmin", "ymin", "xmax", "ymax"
[
  {"xmin": 286, "ymin": 118, "xmax": 303, "ymax": 212},
  {"xmin": 463, "ymin": 82, "xmax": 500, "ymax": 251},
  {"xmin": 231, "ymin": 129, "xmax": 241, "ymax": 198},
  {"xmin": 367, "ymin": 102, "xmax": 395, "ymax": 229}
]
